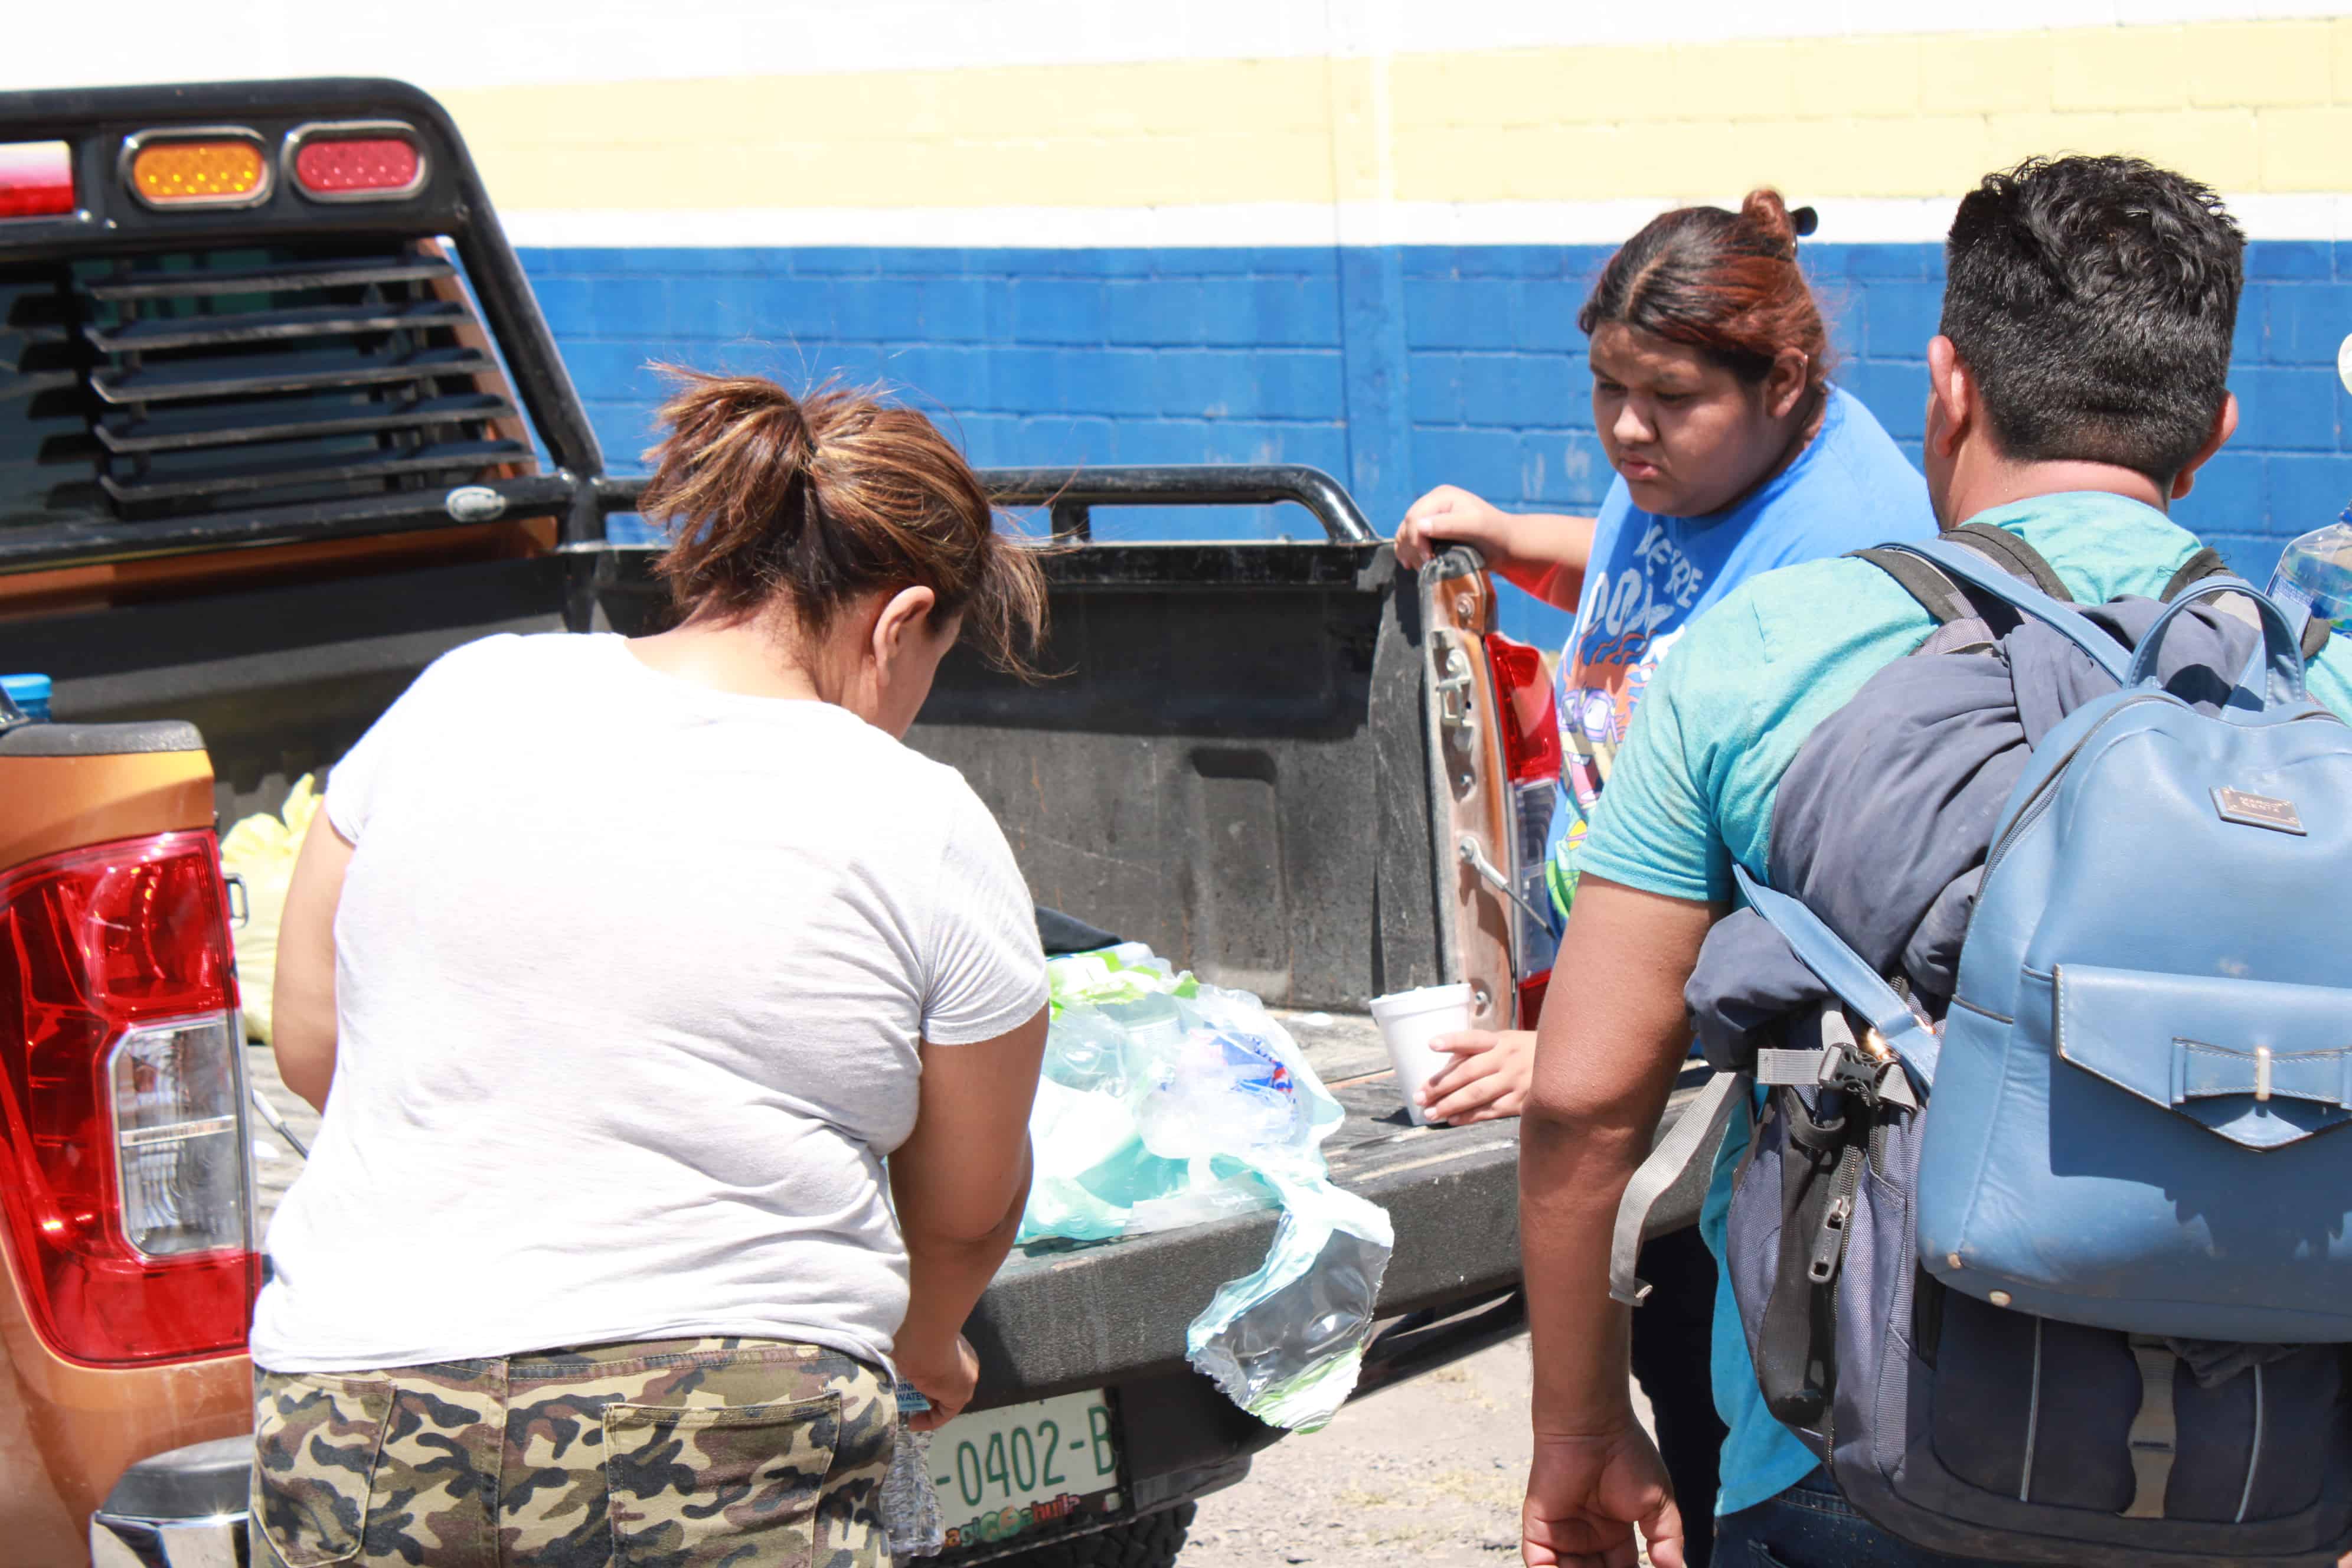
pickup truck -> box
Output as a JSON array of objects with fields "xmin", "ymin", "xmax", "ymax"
[{"xmin": 0, "ymin": 78, "xmax": 1707, "ymax": 1568}]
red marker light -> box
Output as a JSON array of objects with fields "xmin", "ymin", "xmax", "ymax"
[
  {"xmin": 289, "ymin": 125, "xmax": 426, "ymax": 201},
  {"xmin": 0, "ymin": 141, "xmax": 74, "ymax": 219}
]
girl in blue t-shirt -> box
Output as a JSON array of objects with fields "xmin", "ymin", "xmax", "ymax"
[{"xmin": 1389, "ymin": 188, "xmax": 1933, "ymax": 1559}]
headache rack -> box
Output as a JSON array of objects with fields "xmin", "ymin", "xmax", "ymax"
[{"xmin": 0, "ymin": 79, "xmax": 603, "ymax": 575}]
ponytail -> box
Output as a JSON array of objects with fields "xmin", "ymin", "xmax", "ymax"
[{"xmin": 638, "ymin": 370, "xmax": 1049, "ymax": 678}]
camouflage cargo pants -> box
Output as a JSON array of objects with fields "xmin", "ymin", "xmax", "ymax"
[{"xmin": 250, "ymin": 1337, "xmax": 893, "ymax": 1568}]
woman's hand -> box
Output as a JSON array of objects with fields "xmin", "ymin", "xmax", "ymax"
[
  {"xmin": 1522, "ymin": 1422, "xmax": 1684, "ymax": 1568},
  {"xmin": 896, "ymin": 1331, "xmax": 981, "ymax": 1431},
  {"xmin": 1419, "ymin": 1029, "xmax": 1536, "ymax": 1124},
  {"xmin": 1395, "ymin": 485, "xmax": 1520, "ymax": 571}
]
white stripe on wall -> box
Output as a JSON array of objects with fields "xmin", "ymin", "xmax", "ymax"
[{"xmin": 501, "ymin": 193, "xmax": 2352, "ymax": 251}]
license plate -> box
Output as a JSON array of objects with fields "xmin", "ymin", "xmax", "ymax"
[{"xmin": 932, "ymin": 1388, "xmax": 1122, "ymax": 1552}]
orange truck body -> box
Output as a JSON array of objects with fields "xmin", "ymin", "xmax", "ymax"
[{"xmin": 0, "ymin": 736, "xmax": 251, "ymax": 1566}]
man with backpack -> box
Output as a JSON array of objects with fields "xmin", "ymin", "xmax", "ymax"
[{"xmin": 1516, "ymin": 154, "xmax": 2352, "ymax": 1568}]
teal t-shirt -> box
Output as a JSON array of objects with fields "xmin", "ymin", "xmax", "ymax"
[{"xmin": 1580, "ymin": 490, "xmax": 2352, "ymax": 1515}]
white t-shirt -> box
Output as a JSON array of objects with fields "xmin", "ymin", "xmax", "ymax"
[{"xmin": 248, "ymin": 632, "xmax": 1047, "ymax": 1374}]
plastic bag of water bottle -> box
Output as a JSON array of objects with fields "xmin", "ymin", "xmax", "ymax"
[
  {"xmin": 881, "ymin": 1381, "xmax": 944, "ymax": 1557},
  {"xmin": 1019, "ymin": 946, "xmax": 1391, "ymax": 1430},
  {"xmin": 1023, "ymin": 963, "xmax": 1335, "ymax": 1243},
  {"xmin": 1184, "ymin": 1178, "xmax": 1393, "ymax": 1432}
]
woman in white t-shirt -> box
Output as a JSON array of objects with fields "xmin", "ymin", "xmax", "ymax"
[{"xmin": 252, "ymin": 372, "xmax": 1053, "ymax": 1568}]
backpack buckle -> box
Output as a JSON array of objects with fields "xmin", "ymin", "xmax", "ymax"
[{"xmin": 1823, "ymin": 1048, "xmax": 1886, "ymax": 1099}]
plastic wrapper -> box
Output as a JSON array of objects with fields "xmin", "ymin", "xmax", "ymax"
[
  {"xmin": 218, "ymin": 774, "xmax": 322, "ymax": 1045},
  {"xmin": 881, "ymin": 1382, "xmax": 944, "ymax": 1557},
  {"xmin": 1021, "ymin": 947, "xmax": 1393, "ymax": 1431},
  {"xmin": 1185, "ymin": 1188, "xmax": 1394, "ymax": 1432}
]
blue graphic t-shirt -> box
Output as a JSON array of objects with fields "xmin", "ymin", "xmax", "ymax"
[{"xmin": 1547, "ymin": 387, "xmax": 1933, "ymax": 915}]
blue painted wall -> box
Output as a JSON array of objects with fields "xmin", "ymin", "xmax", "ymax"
[{"xmin": 519, "ymin": 241, "xmax": 2352, "ymax": 652}]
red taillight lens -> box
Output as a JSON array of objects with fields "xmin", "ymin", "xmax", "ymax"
[
  {"xmin": 290, "ymin": 126, "xmax": 425, "ymax": 200},
  {"xmin": 1517, "ymin": 972, "xmax": 1551, "ymax": 1031},
  {"xmin": 1486, "ymin": 633, "xmax": 1563, "ymax": 784},
  {"xmin": 0, "ymin": 833, "xmax": 256, "ymax": 1364},
  {"xmin": 0, "ymin": 141, "xmax": 74, "ymax": 220},
  {"xmin": 1487, "ymin": 633, "xmax": 1562, "ymax": 1024}
]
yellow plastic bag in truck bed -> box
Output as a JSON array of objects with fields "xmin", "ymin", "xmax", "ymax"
[{"xmin": 219, "ymin": 775, "xmax": 319, "ymax": 1045}]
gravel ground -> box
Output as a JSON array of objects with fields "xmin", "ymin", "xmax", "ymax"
[{"xmin": 1179, "ymin": 1335, "xmax": 1660, "ymax": 1568}]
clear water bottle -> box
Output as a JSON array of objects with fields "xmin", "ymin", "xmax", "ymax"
[
  {"xmin": 881, "ymin": 1381, "xmax": 945, "ymax": 1558},
  {"xmin": 2270, "ymin": 514, "xmax": 2352, "ymax": 637}
]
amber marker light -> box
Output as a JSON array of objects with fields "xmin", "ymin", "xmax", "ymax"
[{"xmin": 123, "ymin": 129, "xmax": 270, "ymax": 208}]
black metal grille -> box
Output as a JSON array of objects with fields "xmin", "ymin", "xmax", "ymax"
[{"xmin": 65, "ymin": 241, "xmax": 527, "ymax": 517}]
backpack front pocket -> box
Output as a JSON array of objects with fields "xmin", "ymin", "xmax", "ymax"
[
  {"xmin": 603, "ymin": 1391, "xmax": 841, "ymax": 1568},
  {"xmin": 250, "ymin": 1370, "xmax": 394, "ymax": 1568}
]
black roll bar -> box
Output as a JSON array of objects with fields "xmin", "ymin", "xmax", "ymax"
[{"xmin": 598, "ymin": 464, "xmax": 1379, "ymax": 545}]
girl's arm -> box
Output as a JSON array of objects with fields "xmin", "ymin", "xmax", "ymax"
[{"xmin": 1395, "ymin": 485, "xmax": 1596, "ymax": 610}]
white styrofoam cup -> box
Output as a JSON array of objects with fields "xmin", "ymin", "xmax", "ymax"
[{"xmin": 1367, "ymin": 982, "xmax": 1476, "ymax": 1126}]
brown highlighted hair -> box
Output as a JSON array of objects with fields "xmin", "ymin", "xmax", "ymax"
[
  {"xmin": 638, "ymin": 370, "xmax": 1047, "ymax": 675},
  {"xmin": 1577, "ymin": 189, "xmax": 1833, "ymax": 395}
]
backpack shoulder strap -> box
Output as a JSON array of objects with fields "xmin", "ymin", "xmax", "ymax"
[
  {"xmin": 1948, "ymin": 521, "xmax": 2073, "ymax": 600},
  {"xmin": 2163, "ymin": 545, "xmax": 2331, "ymax": 664},
  {"xmin": 1886, "ymin": 539, "xmax": 2135, "ymax": 682},
  {"xmin": 1853, "ymin": 546, "xmax": 1975, "ymax": 626},
  {"xmin": 1608, "ymin": 1069, "xmax": 1742, "ymax": 1306},
  {"xmin": 1856, "ymin": 525, "xmax": 2069, "ymax": 629},
  {"xmin": 2161, "ymin": 546, "xmax": 2228, "ymax": 603},
  {"xmin": 1732, "ymin": 866, "xmax": 1942, "ymax": 1087}
]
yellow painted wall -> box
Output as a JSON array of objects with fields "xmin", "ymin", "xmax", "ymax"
[{"xmin": 433, "ymin": 17, "xmax": 2352, "ymax": 213}]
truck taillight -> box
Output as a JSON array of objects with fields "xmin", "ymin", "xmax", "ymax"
[
  {"xmin": 1487, "ymin": 635, "xmax": 1563, "ymax": 785},
  {"xmin": 0, "ymin": 833, "xmax": 257, "ymax": 1364},
  {"xmin": 1485, "ymin": 633, "xmax": 1560, "ymax": 1027},
  {"xmin": 123, "ymin": 129, "xmax": 270, "ymax": 209},
  {"xmin": 288, "ymin": 123, "xmax": 427, "ymax": 201},
  {"xmin": 0, "ymin": 141, "xmax": 74, "ymax": 219}
]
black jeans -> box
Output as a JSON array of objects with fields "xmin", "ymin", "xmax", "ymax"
[
  {"xmin": 1628, "ymin": 1226, "xmax": 1728, "ymax": 1568},
  {"xmin": 1713, "ymin": 1468, "xmax": 2037, "ymax": 1568}
]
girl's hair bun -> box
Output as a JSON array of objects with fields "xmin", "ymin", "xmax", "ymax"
[{"xmin": 1737, "ymin": 188, "xmax": 1804, "ymax": 257}]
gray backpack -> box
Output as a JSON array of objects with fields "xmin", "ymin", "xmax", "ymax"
[{"xmin": 1611, "ymin": 528, "xmax": 2352, "ymax": 1566}]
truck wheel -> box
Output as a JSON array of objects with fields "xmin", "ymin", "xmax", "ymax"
[{"xmin": 992, "ymin": 1502, "xmax": 1195, "ymax": 1568}]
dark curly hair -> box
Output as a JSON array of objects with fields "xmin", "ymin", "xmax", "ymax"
[{"xmin": 1941, "ymin": 155, "xmax": 2245, "ymax": 483}]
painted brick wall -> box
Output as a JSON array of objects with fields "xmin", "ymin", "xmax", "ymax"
[{"xmin": 520, "ymin": 240, "xmax": 2352, "ymax": 652}]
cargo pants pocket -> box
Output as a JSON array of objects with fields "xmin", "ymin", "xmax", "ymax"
[
  {"xmin": 603, "ymin": 1392, "xmax": 841, "ymax": 1568},
  {"xmin": 250, "ymin": 1371, "xmax": 394, "ymax": 1568}
]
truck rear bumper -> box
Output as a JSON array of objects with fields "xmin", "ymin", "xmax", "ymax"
[{"xmin": 89, "ymin": 1435, "xmax": 249, "ymax": 1568}]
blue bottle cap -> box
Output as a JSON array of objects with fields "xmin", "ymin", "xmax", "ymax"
[{"xmin": 2, "ymin": 673, "xmax": 50, "ymax": 713}]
